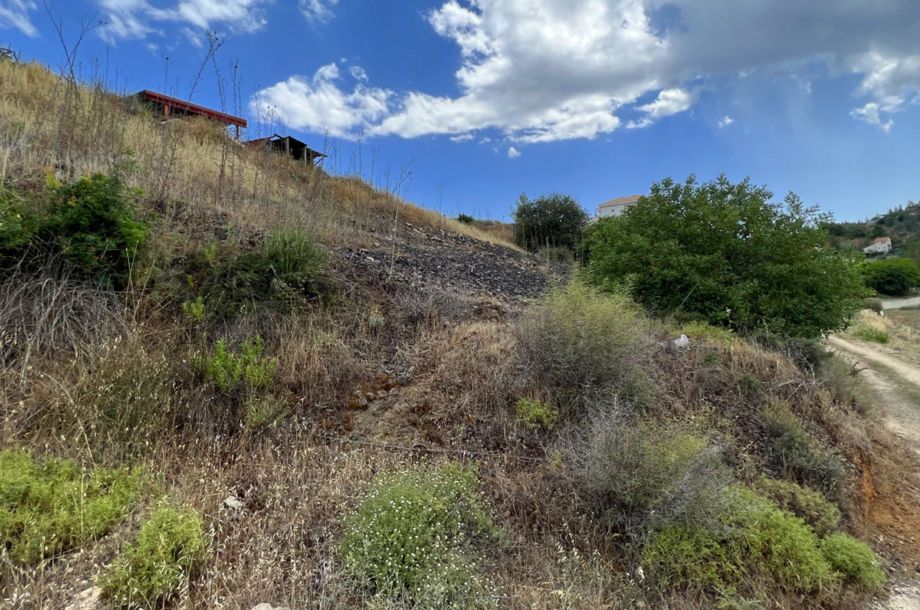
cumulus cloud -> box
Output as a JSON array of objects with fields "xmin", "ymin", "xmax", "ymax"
[
  {"xmin": 96, "ymin": 0, "xmax": 271, "ymax": 41},
  {"xmin": 638, "ymin": 88, "xmax": 693, "ymax": 119},
  {"xmin": 253, "ymin": 0, "xmax": 920, "ymax": 142},
  {"xmin": 299, "ymin": 0, "xmax": 338, "ymax": 23},
  {"xmin": 507, "ymin": 146, "xmax": 521, "ymax": 158},
  {"xmin": 0, "ymin": 0, "xmax": 38, "ymax": 36},
  {"xmin": 249, "ymin": 62, "xmax": 391, "ymax": 139},
  {"xmin": 718, "ymin": 115, "xmax": 735, "ymax": 129}
]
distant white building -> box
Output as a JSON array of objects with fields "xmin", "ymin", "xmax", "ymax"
[
  {"xmin": 864, "ymin": 237, "xmax": 892, "ymax": 255},
  {"xmin": 596, "ymin": 195, "xmax": 642, "ymax": 218}
]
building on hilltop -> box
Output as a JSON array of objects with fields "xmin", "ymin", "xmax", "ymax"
[
  {"xmin": 863, "ymin": 236, "xmax": 892, "ymax": 255},
  {"xmin": 596, "ymin": 195, "xmax": 642, "ymax": 218},
  {"xmin": 244, "ymin": 134, "xmax": 327, "ymax": 165},
  {"xmin": 131, "ymin": 90, "xmax": 248, "ymax": 139}
]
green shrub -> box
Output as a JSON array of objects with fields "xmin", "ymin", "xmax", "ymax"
[
  {"xmin": 861, "ymin": 257, "xmax": 920, "ymax": 297},
  {"xmin": 755, "ymin": 477, "xmax": 840, "ymax": 534},
  {"xmin": 516, "ymin": 282, "xmax": 650, "ymax": 412},
  {"xmin": 0, "ymin": 450, "xmax": 142, "ymax": 563},
  {"xmin": 644, "ymin": 487, "xmax": 834, "ymax": 596},
  {"xmin": 762, "ymin": 404, "xmax": 843, "ymax": 495},
  {"xmin": 852, "ymin": 324, "xmax": 889, "ymax": 344},
  {"xmin": 44, "ymin": 174, "xmax": 148, "ymax": 288},
  {"xmin": 0, "ymin": 175, "xmax": 148, "ymax": 287},
  {"xmin": 513, "ymin": 193, "xmax": 587, "ymax": 252},
  {"xmin": 514, "ymin": 398, "xmax": 559, "ymax": 430},
  {"xmin": 820, "ymin": 533, "xmax": 886, "ymax": 590},
  {"xmin": 573, "ymin": 414, "xmax": 730, "ymax": 531},
  {"xmin": 0, "ymin": 188, "xmax": 37, "ymax": 260},
  {"xmin": 457, "ymin": 213, "xmax": 475, "ymax": 224},
  {"xmin": 181, "ymin": 296, "xmax": 206, "ymax": 322},
  {"xmin": 202, "ymin": 229, "xmax": 330, "ymax": 318},
  {"xmin": 341, "ymin": 463, "xmax": 495, "ymax": 608},
  {"xmin": 679, "ymin": 320, "xmax": 735, "ymax": 345},
  {"xmin": 102, "ymin": 505, "xmax": 208, "ymax": 608},
  {"xmin": 200, "ymin": 337, "xmax": 277, "ymax": 393},
  {"xmin": 585, "ymin": 175, "xmax": 864, "ymax": 338}
]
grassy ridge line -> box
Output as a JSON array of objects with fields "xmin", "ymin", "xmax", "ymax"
[{"xmin": 0, "ymin": 60, "xmax": 517, "ymax": 251}]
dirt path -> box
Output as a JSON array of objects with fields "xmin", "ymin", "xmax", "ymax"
[
  {"xmin": 828, "ymin": 336, "xmax": 920, "ymax": 454},
  {"xmin": 827, "ymin": 336, "xmax": 920, "ymax": 609},
  {"xmin": 882, "ymin": 296, "xmax": 920, "ymax": 311}
]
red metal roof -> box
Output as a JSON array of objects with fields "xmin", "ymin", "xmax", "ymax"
[{"xmin": 138, "ymin": 90, "xmax": 247, "ymax": 128}]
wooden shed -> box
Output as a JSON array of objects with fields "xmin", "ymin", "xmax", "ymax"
[{"xmin": 245, "ymin": 134, "xmax": 327, "ymax": 165}]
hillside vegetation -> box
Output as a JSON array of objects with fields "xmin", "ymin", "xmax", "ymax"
[
  {"xmin": 827, "ymin": 202, "xmax": 920, "ymax": 264},
  {"xmin": 1, "ymin": 59, "xmax": 918, "ymax": 610}
]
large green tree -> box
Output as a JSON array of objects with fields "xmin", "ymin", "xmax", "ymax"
[
  {"xmin": 585, "ymin": 176, "xmax": 864, "ymax": 338},
  {"xmin": 513, "ymin": 193, "xmax": 588, "ymax": 252}
]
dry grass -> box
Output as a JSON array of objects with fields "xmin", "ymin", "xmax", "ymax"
[
  {"xmin": 0, "ymin": 60, "xmax": 517, "ymax": 251},
  {"xmin": 0, "ymin": 59, "xmax": 910, "ymax": 610}
]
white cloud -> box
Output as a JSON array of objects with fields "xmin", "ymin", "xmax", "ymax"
[
  {"xmin": 851, "ymin": 102, "xmax": 894, "ymax": 133},
  {"xmin": 507, "ymin": 146, "xmax": 521, "ymax": 158},
  {"xmin": 254, "ymin": 0, "xmax": 920, "ymax": 141},
  {"xmin": 96, "ymin": 0, "xmax": 272, "ymax": 41},
  {"xmin": 299, "ymin": 0, "xmax": 338, "ymax": 23},
  {"xmin": 718, "ymin": 115, "xmax": 735, "ymax": 129},
  {"xmin": 0, "ymin": 0, "xmax": 38, "ymax": 36},
  {"xmin": 249, "ymin": 62, "xmax": 391, "ymax": 139},
  {"xmin": 638, "ymin": 88, "xmax": 693, "ymax": 119}
]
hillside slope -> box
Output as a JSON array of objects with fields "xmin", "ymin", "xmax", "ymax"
[
  {"xmin": 1, "ymin": 58, "xmax": 918, "ymax": 610},
  {"xmin": 827, "ymin": 203, "xmax": 920, "ymax": 264}
]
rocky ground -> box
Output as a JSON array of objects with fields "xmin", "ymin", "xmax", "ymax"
[{"xmin": 336, "ymin": 221, "xmax": 559, "ymax": 304}]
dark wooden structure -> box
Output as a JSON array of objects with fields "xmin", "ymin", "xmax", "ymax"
[
  {"xmin": 133, "ymin": 90, "xmax": 247, "ymax": 139},
  {"xmin": 245, "ymin": 134, "xmax": 327, "ymax": 165}
]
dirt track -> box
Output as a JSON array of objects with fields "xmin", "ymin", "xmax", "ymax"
[{"xmin": 828, "ymin": 336, "xmax": 920, "ymax": 609}]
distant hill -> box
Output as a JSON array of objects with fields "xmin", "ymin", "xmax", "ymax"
[{"xmin": 825, "ymin": 202, "xmax": 920, "ymax": 263}]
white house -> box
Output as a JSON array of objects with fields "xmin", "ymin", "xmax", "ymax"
[
  {"xmin": 596, "ymin": 195, "xmax": 642, "ymax": 218},
  {"xmin": 863, "ymin": 237, "xmax": 892, "ymax": 255}
]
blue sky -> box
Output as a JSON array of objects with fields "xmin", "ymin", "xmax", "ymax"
[{"xmin": 2, "ymin": 1, "xmax": 920, "ymax": 222}]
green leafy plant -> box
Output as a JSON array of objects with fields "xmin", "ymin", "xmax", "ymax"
[
  {"xmin": 644, "ymin": 487, "xmax": 834, "ymax": 596},
  {"xmin": 200, "ymin": 337, "xmax": 277, "ymax": 393},
  {"xmin": 0, "ymin": 449, "xmax": 142, "ymax": 563},
  {"xmin": 513, "ymin": 193, "xmax": 588, "ymax": 252},
  {"xmin": 851, "ymin": 325, "xmax": 889, "ymax": 343},
  {"xmin": 202, "ymin": 229, "xmax": 331, "ymax": 318},
  {"xmin": 585, "ymin": 175, "xmax": 864, "ymax": 338},
  {"xmin": 101, "ymin": 505, "xmax": 208, "ymax": 608},
  {"xmin": 755, "ymin": 477, "xmax": 840, "ymax": 534},
  {"xmin": 0, "ymin": 175, "xmax": 148, "ymax": 288},
  {"xmin": 341, "ymin": 462, "xmax": 496, "ymax": 608},
  {"xmin": 861, "ymin": 257, "xmax": 920, "ymax": 297},
  {"xmin": 0, "ymin": 188, "xmax": 37, "ymax": 261},
  {"xmin": 820, "ymin": 533, "xmax": 886, "ymax": 590},
  {"xmin": 514, "ymin": 398, "xmax": 559, "ymax": 430},
  {"xmin": 457, "ymin": 213, "xmax": 475, "ymax": 224},
  {"xmin": 181, "ymin": 296, "xmax": 206, "ymax": 322},
  {"xmin": 43, "ymin": 174, "xmax": 148, "ymax": 288}
]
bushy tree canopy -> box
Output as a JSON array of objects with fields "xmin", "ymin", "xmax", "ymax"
[
  {"xmin": 585, "ymin": 176, "xmax": 864, "ymax": 338},
  {"xmin": 861, "ymin": 257, "xmax": 920, "ymax": 297},
  {"xmin": 513, "ymin": 193, "xmax": 587, "ymax": 252}
]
